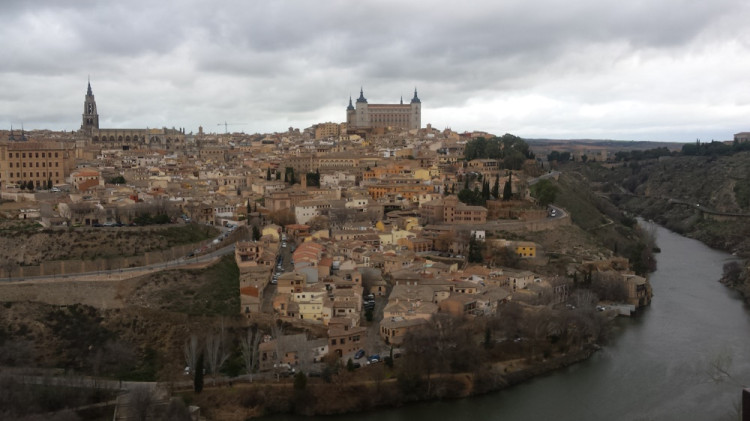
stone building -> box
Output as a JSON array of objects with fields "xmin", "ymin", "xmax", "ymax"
[
  {"xmin": 0, "ymin": 131, "xmax": 76, "ymax": 188},
  {"xmin": 346, "ymin": 88, "xmax": 421, "ymax": 133},
  {"xmin": 420, "ymin": 195, "xmax": 488, "ymax": 224},
  {"xmin": 313, "ymin": 122, "xmax": 344, "ymax": 139}
]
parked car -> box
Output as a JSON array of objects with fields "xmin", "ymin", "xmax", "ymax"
[
  {"xmin": 368, "ymin": 354, "xmax": 381, "ymax": 363},
  {"xmin": 354, "ymin": 349, "xmax": 366, "ymax": 359}
]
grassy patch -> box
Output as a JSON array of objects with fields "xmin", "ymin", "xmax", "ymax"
[
  {"xmin": 0, "ymin": 221, "xmax": 42, "ymax": 234},
  {"xmin": 154, "ymin": 255, "xmax": 240, "ymax": 316},
  {"xmin": 158, "ymin": 223, "xmax": 218, "ymax": 248},
  {"xmin": 554, "ymin": 173, "xmax": 611, "ymax": 230}
]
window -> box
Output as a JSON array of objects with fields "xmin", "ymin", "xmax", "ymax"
[
  {"xmin": 22, "ymin": 153, "xmax": 26, "ymax": 158},
  {"xmin": 42, "ymin": 153, "xmax": 45, "ymax": 158},
  {"xmin": 55, "ymin": 153, "xmax": 58, "ymax": 158}
]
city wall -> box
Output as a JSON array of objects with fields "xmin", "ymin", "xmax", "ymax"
[
  {"xmin": 3, "ymin": 241, "xmax": 209, "ymax": 279},
  {"xmin": 0, "ymin": 253, "xmax": 223, "ymax": 309},
  {"xmin": 488, "ymin": 213, "xmax": 571, "ymax": 234},
  {"xmin": 0, "ymin": 279, "xmax": 134, "ymax": 309}
]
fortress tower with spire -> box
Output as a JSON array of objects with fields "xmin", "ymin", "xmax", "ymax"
[{"xmin": 346, "ymin": 88, "xmax": 421, "ymax": 133}]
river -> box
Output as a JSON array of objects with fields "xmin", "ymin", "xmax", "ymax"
[{"xmin": 269, "ymin": 224, "xmax": 750, "ymax": 421}]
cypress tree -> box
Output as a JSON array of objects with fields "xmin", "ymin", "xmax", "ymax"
[
  {"xmin": 194, "ymin": 353, "xmax": 204, "ymax": 393},
  {"xmin": 503, "ymin": 172, "xmax": 513, "ymax": 201}
]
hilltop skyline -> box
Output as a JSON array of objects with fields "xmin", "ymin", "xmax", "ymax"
[{"xmin": 2, "ymin": 0, "xmax": 750, "ymax": 142}]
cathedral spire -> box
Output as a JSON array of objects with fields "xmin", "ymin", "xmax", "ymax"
[
  {"xmin": 347, "ymin": 95, "xmax": 354, "ymax": 111},
  {"xmin": 81, "ymin": 78, "xmax": 99, "ymax": 133},
  {"xmin": 357, "ymin": 86, "xmax": 367, "ymax": 103}
]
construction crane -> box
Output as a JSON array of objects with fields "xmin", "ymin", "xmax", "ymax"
[{"xmin": 217, "ymin": 122, "xmax": 247, "ymax": 134}]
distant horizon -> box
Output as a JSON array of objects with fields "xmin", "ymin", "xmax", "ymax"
[
  {"xmin": 0, "ymin": 125, "xmax": 725, "ymax": 146},
  {"xmin": 2, "ymin": 1, "xmax": 750, "ymax": 145}
]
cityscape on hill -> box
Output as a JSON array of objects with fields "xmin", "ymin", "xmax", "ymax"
[{"xmin": 2, "ymin": 1, "xmax": 750, "ymax": 420}]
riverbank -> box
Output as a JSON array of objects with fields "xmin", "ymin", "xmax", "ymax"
[{"xmin": 187, "ymin": 345, "xmax": 599, "ymax": 420}]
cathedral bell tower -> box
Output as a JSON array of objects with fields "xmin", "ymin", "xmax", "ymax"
[{"xmin": 81, "ymin": 79, "xmax": 99, "ymax": 134}]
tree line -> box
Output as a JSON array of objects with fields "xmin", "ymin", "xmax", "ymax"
[{"xmin": 463, "ymin": 134, "xmax": 535, "ymax": 170}]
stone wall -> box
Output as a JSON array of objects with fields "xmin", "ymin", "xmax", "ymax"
[
  {"xmin": 0, "ymin": 279, "xmax": 133, "ymax": 309},
  {"xmin": 488, "ymin": 213, "xmax": 571, "ymax": 234},
  {"xmin": 4, "ymin": 240, "xmax": 210, "ymax": 279}
]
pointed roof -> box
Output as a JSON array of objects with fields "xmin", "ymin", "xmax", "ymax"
[
  {"xmin": 347, "ymin": 96, "xmax": 355, "ymax": 110},
  {"xmin": 410, "ymin": 88, "xmax": 421, "ymax": 104},
  {"xmin": 356, "ymin": 87, "xmax": 367, "ymax": 103},
  {"xmin": 87, "ymin": 78, "xmax": 93, "ymax": 96}
]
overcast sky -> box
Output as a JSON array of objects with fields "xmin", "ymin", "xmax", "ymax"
[{"xmin": 2, "ymin": 0, "xmax": 750, "ymax": 142}]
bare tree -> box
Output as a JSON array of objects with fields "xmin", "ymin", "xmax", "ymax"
[
  {"xmin": 270, "ymin": 322, "xmax": 290, "ymax": 380},
  {"xmin": 0, "ymin": 258, "xmax": 16, "ymax": 278},
  {"xmin": 307, "ymin": 215, "xmax": 330, "ymax": 232},
  {"xmin": 270, "ymin": 209, "xmax": 296, "ymax": 227},
  {"xmin": 183, "ymin": 334, "xmax": 200, "ymax": 377},
  {"xmin": 572, "ymin": 289, "xmax": 597, "ymax": 309},
  {"xmin": 129, "ymin": 386, "xmax": 156, "ymax": 421},
  {"xmin": 287, "ymin": 333, "xmax": 311, "ymax": 373},
  {"xmin": 205, "ymin": 327, "xmax": 230, "ymax": 384},
  {"xmin": 591, "ymin": 271, "xmax": 629, "ymax": 302},
  {"xmin": 241, "ymin": 325, "xmax": 262, "ymax": 382}
]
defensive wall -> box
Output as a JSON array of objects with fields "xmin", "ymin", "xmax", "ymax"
[
  {"xmin": 486, "ymin": 213, "xmax": 571, "ymax": 234},
  {"xmin": 1, "ymin": 241, "xmax": 210, "ymax": 279}
]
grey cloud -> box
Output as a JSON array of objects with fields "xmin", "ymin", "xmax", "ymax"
[{"xmin": 1, "ymin": 0, "xmax": 749, "ymax": 140}]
